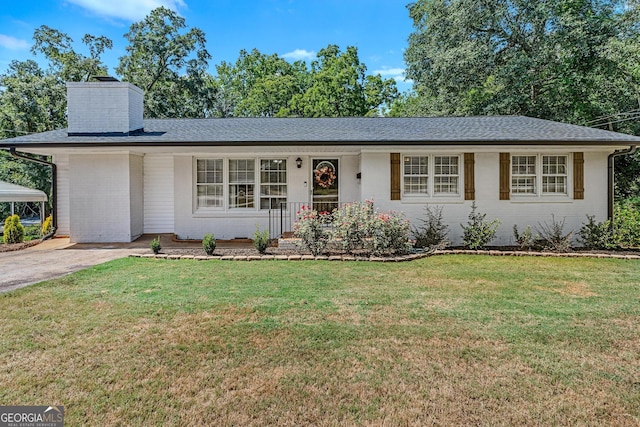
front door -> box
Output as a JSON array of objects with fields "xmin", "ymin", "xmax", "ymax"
[{"xmin": 312, "ymin": 158, "xmax": 339, "ymax": 212}]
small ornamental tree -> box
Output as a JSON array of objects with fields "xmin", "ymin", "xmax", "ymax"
[
  {"xmin": 413, "ymin": 205, "xmax": 449, "ymax": 250},
  {"xmin": 3, "ymin": 215, "xmax": 25, "ymax": 244},
  {"xmin": 460, "ymin": 202, "xmax": 500, "ymax": 250}
]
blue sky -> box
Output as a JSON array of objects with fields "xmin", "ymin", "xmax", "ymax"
[{"xmin": 0, "ymin": 0, "xmax": 414, "ymax": 92}]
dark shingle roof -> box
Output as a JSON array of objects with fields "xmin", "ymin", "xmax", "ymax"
[{"xmin": 2, "ymin": 116, "xmax": 640, "ymax": 147}]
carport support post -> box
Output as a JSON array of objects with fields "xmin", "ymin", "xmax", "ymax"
[{"xmin": 10, "ymin": 202, "xmax": 14, "ymax": 216}]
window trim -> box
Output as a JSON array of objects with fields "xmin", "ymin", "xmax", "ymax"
[
  {"xmin": 195, "ymin": 158, "xmax": 224, "ymax": 211},
  {"xmin": 259, "ymin": 158, "xmax": 288, "ymax": 211},
  {"xmin": 510, "ymin": 153, "xmax": 571, "ymax": 199},
  {"xmin": 194, "ymin": 157, "xmax": 288, "ymax": 213},
  {"xmin": 401, "ymin": 153, "xmax": 462, "ymax": 200}
]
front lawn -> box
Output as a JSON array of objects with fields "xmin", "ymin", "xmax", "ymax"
[{"xmin": 1, "ymin": 256, "xmax": 639, "ymax": 425}]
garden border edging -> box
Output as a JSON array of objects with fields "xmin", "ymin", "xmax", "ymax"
[{"xmin": 129, "ymin": 250, "xmax": 640, "ymax": 261}]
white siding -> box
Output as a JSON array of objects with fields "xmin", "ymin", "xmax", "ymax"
[
  {"xmin": 143, "ymin": 155, "xmax": 175, "ymax": 233},
  {"xmin": 69, "ymin": 154, "xmax": 136, "ymax": 242},
  {"xmin": 129, "ymin": 154, "xmax": 144, "ymax": 239},
  {"xmin": 53, "ymin": 154, "xmax": 70, "ymax": 236},
  {"xmin": 362, "ymin": 150, "xmax": 611, "ymax": 246}
]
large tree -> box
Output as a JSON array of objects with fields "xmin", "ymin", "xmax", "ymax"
[
  {"xmin": 0, "ymin": 28, "xmax": 112, "ymax": 219},
  {"xmin": 287, "ymin": 45, "xmax": 398, "ymax": 117},
  {"xmin": 403, "ymin": 0, "xmax": 637, "ymax": 122},
  {"xmin": 116, "ymin": 7, "xmax": 212, "ymax": 118},
  {"xmin": 212, "ymin": 49, "xmax": 308, "ymax": 117},
  {"xmin": 402, "ymin": 0, "xmax": 640, "ymax": 198}
]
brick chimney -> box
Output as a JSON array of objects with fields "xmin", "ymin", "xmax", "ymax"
[{"xmin": 66, "ymin": 80, "xmax": 144, "ymax": 136}]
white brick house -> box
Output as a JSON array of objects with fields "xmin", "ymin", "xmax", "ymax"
[{"xmin": 1, "ymin": 81, "xmax": 638, "ymax": 244}]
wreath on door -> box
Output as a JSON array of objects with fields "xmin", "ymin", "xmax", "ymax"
[{"xmin": 314, "ymin": 161, "xmax": 337, "ymax": 189}]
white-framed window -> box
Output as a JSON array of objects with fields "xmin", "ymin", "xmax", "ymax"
[
  {"xmin": 195, "ymin": 157, "xmax": 288, "ymax": 211},
  {"xmin": 229, "ymin": 159, "xmax": 255, "ymax": 209},
  {"xmin": 196, "ymin": 159, "xmax": 223, "ymax": 208},
  {"xmin": 403, "ymin": 155, "xmax": 429, "ymax": 195},
  {"xmin": 511, "ymin": 155, "xmax": 537, "ymax": 194},
  {"xmin": 260, "ymin": 159, "xmax": 287, "ymax": 210},
  {"xmin": 403, "ymin": 154, "xmax": 460, "ymax": 197},
  {"xmin": 434, "ymin": 156, "xmax": 459, "ymax": 195},
  {"xmin": 511, "ymin": 154, "xmax": 568, "ymax": 196},
  {"xmin": 542, "ymin": 155, "xmax": 567, "ymax": 194}
]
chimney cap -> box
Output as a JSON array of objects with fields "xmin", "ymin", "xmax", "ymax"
[{"xmin": 93, "ymin": 76, "xmax": 120, "ymax": 82}]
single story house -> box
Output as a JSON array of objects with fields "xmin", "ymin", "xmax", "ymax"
[{"xmin": 1, "ymin": 81, "xmax": 638, "ymax": 244}]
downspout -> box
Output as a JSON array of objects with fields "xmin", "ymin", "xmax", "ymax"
[
  {"xmin": 607, "ymin": 145, "xmax": 637, "ymax": 220},
  {"xmin": 7, "ymin": 147, "xmax": 57, "ymax": 237}
]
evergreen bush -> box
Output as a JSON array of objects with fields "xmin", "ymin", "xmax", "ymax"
[
  {"xmin": 150, "ymin": 236, "xmax": 162, "ymax": 254},
  {"xmin": 202, "ymin": 233, "xmax": 216, "ymax": 255},
  {"xmin": 413, "ymin": 205, "xmax": 449, "ymax": 250},
  {"xmin": 41, "ymin": 215, "xmax": 53, "ymax": 236},
  {"xmin": 253, "ymin": 226, "xmax": 270, "ymax": 254},
  {"xmin": 3, "ymin": 215, "xmax": 25, "ymax": 244},
  {"xmin": 460, "ymin": 202, "xmax": 500, "ymax": 250}
]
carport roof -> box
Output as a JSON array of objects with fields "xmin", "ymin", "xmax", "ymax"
[{"xmin": 0, "ymin": 181, "xmax": 47, "ymax": 202}]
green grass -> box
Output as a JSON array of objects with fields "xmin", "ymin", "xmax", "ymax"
[{"xmin": 1, "ymin": 256, "xmax": 639, "ymax": 425}]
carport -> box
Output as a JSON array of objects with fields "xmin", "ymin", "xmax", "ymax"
[{"xmin": 0, "ymin": 180, "xmax": 47, "ymax": 225}]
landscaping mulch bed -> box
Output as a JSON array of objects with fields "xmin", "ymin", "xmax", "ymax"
[
  {"xmin": 141, "ymin": 245, "xmax": 640, "ymax": 261},
  {"xmin": 0, "ymin": 240, "xmax": 42, "ymax": 253}
]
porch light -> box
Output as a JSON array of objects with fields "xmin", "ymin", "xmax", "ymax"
[{"xmin": 296, "ymin": 157, "xmax": 302, "ymax": 168}]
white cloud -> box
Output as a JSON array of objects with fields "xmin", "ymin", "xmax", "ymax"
[
  {"xmin": 65, "ymin": 0, "xmax": 186, "ymax": 21},
  {"xmin": 373, "ymin": 67, "xmax": 409, "ymax": 83},
  {"xmin": 0, "ymin": 34, "xmax": 30, "ymax": 50},
  {"xmin": 282, "ymin": 49, "xmax": 316, "ymax": 61}
]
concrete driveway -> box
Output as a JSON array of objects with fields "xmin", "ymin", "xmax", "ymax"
[{"xmin": 0, "ymin": 238, "xmax": 143, "ymax": 293}]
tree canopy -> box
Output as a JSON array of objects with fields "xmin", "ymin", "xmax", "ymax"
[{"xmin": 402, "ymin": 0, "xmax": 640, "ymax": 128}]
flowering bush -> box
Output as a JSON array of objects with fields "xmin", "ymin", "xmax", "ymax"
[
  {"xmin": 293, "ymin": 202, "xmax": 411, "ymax": 256},
  {"xmin": 332, "ymin": 201, "xmax": 373, "ymax": 253},
  {"xmin": 293, "ymin": 206, "xmax": 332, "ymax": 256},
  {"xmin": 366, "ymin": 211, "xmax": 411, "ymax": 256}
]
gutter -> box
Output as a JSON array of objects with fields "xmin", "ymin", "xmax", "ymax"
[
  {"xmin": 608, "ymin": 145, "xmax": 637, "ymax": 220},
  {"xmin": 7, "ymin": 148, "xmax": 57, "ymax": 236}
]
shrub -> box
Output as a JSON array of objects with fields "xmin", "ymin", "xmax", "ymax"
[
  {"xmin": 612, "ymin": 201, "xmax": 640, "ymax": 248},
  {"xmin": 253, "ymin": 226, "xmax": 270, "ymax": 254},
  {"xmin": 332, "ymin": 201, "xmax": 373, "ymax": 253},
  {"xmin": 23, "ymin": 225, "xmax": 41, "ymax": 241},
  {"xmin": 3, "ymin": 215, "xmax": 25, "ymax": 244},
  {"xmin": 579, "ymin": 215, "xmax": 614, "ymax": 250},
  {"xmin": 413, "ymin": 205, "xmax": 449, "ymax": 250},
  {"xmin": 367, "ymin": 211, "xmax": 411, "ymax": 256},
  {"xmin": 41, "ymin": 214, "xmax": 53, "ymax": 236},
  {"xmin": 460, "ymin": 202, "xmax": 500, "ymax": 250},
  {"xmin": 202, "ymin": 233, "xmax": 216, "ymax": 255},
  {"xmin": 536, "ymin": 215, "xmax": 573, "ymax": 252},
  {"xmin": 513, "ymin": 225, "xmax": 538, "ymax": 250},
  {"xmin": 293, "ymin": 206, "xmax": 332, "ymax": 256},
  {"xmin": 150, "ymin": 236, "xmax": 162, "ymax": 254}
]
